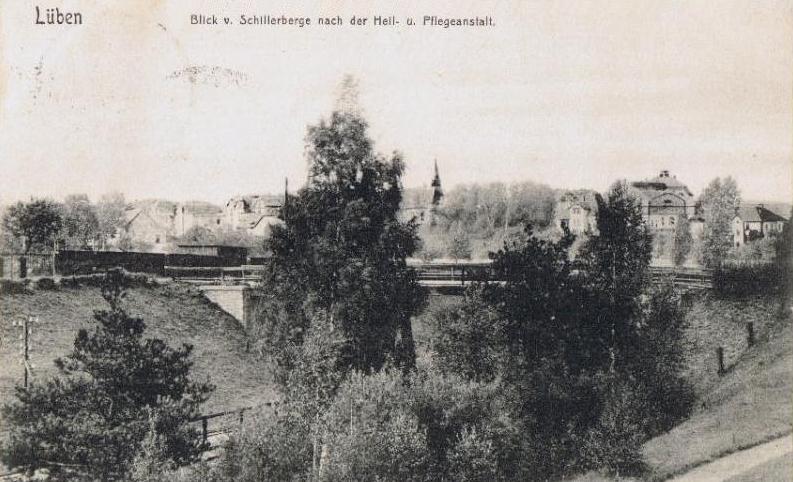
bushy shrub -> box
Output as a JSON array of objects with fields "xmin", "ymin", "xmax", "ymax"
[
  {"xmin": 426, "ymin": 286, "xmax": 503, "ymax": 382},
  {"xmin": 409, "ymin": 368, "xmax": 533, "ymax": 480},
  {"xmin": 575, "ymin": 380, "xmax": 647, "ymax": 477},
  {"xmin": 713, "ymin": 263, "xmax": 785, "ymax": 298},
  {"xmin": 446, "ymin": 427, "xmax": 499, "ymax": 482},
  {"xmin": 447, "ymin": 222, "xmax": 473, "ymax": 261},
  {"xmin": 211, "ymin": 407, "xmax": 313, "ymax": 482},
  {"xmin": 59, "ymin": 272, "xmax": 156, "ymax": 289},
  {"xmin": 0, "ymin": 279, "xmax": 30, "ymax": 294},
  {"xmin": 35, "ymin": 277, "xmax": 58, "ymax": 290},
  {"xmin": 727, "ymin": 237, "xmax": 777, "ymax": 264},
  {"xmin": 128, "ymin": 413, "xmax": 177, "ymax": 482},
  {"xmin": 318, "ymin": 369, "xmax": 434, "ymax": 481}
]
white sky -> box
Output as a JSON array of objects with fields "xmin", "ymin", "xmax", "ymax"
[{"xmin": 1, "ymin": 0, "xmax": 791, "ymax": 205}]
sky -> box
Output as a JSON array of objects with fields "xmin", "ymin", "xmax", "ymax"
[{"xmin": 1, "ymin": 0, "xmax": 791, "ymax": 206}]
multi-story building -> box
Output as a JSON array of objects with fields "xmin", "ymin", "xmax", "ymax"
[
  {"xmin": 173, "ymin": 201, "xmax": 224, "ymax": 238},
  {"xmin": 554, "ymin": 189, "xmax": 601, "ymax": 235},
  {"xmin": 630, "ymin": 170, "xmax": 696, "ymax": 230},
  {"xmin": 224, "ymin": 194, "xmax": 284, "ymax": 237},
  {"xmin": 121, "ymin": 200, "xmax": 177, "ymax": 252}
]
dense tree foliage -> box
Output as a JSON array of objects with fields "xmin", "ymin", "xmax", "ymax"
[
  {"xmin": 446, "ymin": 221, "xmax": 473, "ymax": 260},
  {"xmin": 96, "ymin": 191, "xmax": 128, "ymax": 249},
  {"xmin": 673, "ymin": 214, "xmax": 693, "ymax": 266},
  {"xmin": 577, "ymin": 181, "xmax": 653, "ymax": 372},
  {"xmin": 0, "ymin": 271, "xmax": 213, "ymax": 480},
  {"xmin": 2, "ymin": 198, "xmax": 63, "ymax": 252},
  {"xmin": 2, "ymin": 193, "xmax": 128, "ymax": 252},
  {"xmin": 256, "ymin": 105, "xmax": 425, "ymax": 380},
  {"xmin": 411, "ymin": 181, "xmax": 557, "ymax": 259},
  {"xmin": 62, "ymin": 193, "xmax": 100, "ymax": 249},
  {"xmin": 425, "ymin": 182, "xmax": 691, "ymax": 477},
  {"xmin": 699, "ymin": 177, "xmax": 741, "ymax": 267}
]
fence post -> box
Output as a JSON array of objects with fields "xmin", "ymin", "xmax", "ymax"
[
  {"xmin": 202, "ymin": 417, "xmax": 208, "ymax": 442},
  {"xmin": 716, "ymin": 347, "xmax": 725, "ymax": 376},
  {"xmin": 746, "ymin": 322, "xmax": 755, "ymax": 347}
]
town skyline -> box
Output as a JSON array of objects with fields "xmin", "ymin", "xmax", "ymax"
[{"xmin": 0, "ymin": 165, "xmax": 789, "ymax": 209}]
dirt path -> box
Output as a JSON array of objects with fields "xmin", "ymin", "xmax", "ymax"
[{"xmin": 671, "ymin": 434, "xmax": 792, "ymax": 482}]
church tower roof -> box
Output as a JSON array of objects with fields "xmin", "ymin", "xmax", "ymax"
[{"xmin": 431, "ymin": 160, "xmax": 443, "ymax": 206}]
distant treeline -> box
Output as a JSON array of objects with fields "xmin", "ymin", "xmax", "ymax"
[{"xmin": 404, "ymin": 181, "xmax": 558, "ymax": 259}]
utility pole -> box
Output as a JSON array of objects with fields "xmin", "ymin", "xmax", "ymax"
[{"xmin": 13, "ymin": 316, "xmax": 35, "ymax": 388}]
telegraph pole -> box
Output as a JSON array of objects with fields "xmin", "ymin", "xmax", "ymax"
[{"xmin": 13, "ymin": 316, "xmax": 35, "ymax": 388}]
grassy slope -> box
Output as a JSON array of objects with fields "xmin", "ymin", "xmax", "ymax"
[
  {"xmin": 0, "ymin": 282, "xmax": 276, "ymax": 415},
  {"xmin": 571, "ymin": 294, "xmax": 792, "ymax": 481},
  {"xmin": 642, "ymin": 294, "xmax": 792, "ymax": 479}
]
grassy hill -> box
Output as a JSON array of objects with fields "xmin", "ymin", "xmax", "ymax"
[
  {"xmin": 642, "ymin": 294, "xmax": 792, "ymax": 480},
  {"xmin": 568, "ymin": 293, "xmax": 792, "ymax": 481},
  {"xmin": 0, "ymin": 280, "xmax": 276, "ymax": 415}
]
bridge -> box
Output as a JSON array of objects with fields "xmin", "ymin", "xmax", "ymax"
[
  {"xmin": 164, "ymin": 261, "xmax": 713, "ymax": 291},
  {"xmin": 164, "ymin": 261, "xmax": 712, "ymax": 324},
  {"xmin": 406, "ymin": 261, "xmax": 712, "ymax": 292}
]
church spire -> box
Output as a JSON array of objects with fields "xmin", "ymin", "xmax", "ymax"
[{"xmin": 431, "ymin": 159, "xmax": 443, "ymax": 206}]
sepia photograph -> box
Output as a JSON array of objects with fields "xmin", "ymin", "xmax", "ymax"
[{"xmin": 0, "ymin": 1, "xmax": 791, "ymax": 480}]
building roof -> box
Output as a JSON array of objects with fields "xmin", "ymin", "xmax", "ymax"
[
  {"xmin": 557, "ymin": 189, "xmax": 600, "ymax": 212},
  {"xmin": 123, "ymin": 208, "xmax": 172, "ymax": 233},
  {"xmin": 226, "ymin": 194, "xmax": 283, "ymax": 209},
  {"xmin": 129, "ymin": 199, "xmax": 178, "ymax": 214},
  {"xmin": 735, "ymin": 205, "xmax": 788, "ymax": 223},
  {"xmin": 630, "ymin": 170, "xmax": 694, "ymax": 199},
  {"xmin": 178, "ymin": 200, "xmax": 223, "ymax": 215}
]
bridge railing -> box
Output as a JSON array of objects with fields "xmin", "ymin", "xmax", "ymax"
[
  {"xmin": 409, "ymin": 261, "xmax": 493, "ymax": 286},
  {"xmin": 165, "ymin": 265, "xmax": 267, "ymax": 283},
  {"xmin": 164, "ymin": 261, "xmax": 712, "ymax": 289}
]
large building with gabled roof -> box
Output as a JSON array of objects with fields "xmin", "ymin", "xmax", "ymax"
[{"xmin": 630, "ymin": 170, "xmax": 696, "ymax": 231}]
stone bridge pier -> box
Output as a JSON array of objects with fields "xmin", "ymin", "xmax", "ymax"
[{"xmin": 198, "ymin": 285, "xmax": 262, "ymax": 329}]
